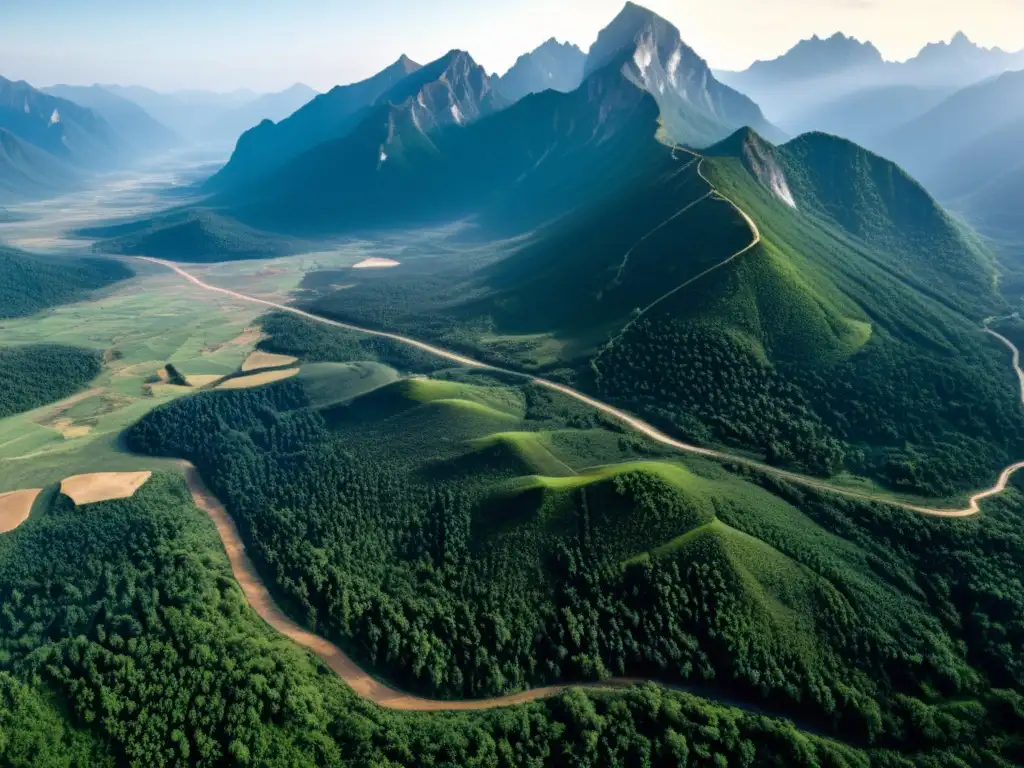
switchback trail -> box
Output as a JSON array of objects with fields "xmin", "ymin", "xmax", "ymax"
[{"xmin": 142, "ymin": 255, "xmax": 1024, "ymax": 518}]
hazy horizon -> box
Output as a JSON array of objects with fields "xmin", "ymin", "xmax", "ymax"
[{"xmin": 1, "ymin": 0, "xmax": 1023, "ymax": 93}]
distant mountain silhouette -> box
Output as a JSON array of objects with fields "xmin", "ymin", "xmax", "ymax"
[
  {"xmin": 876, "ymin": 69, "xmax": 1024, "ymax": 185},
  {"xmin": 102, "ymin": 85, "xmax": 262, "ymax": 141},
  {"xmin": 204, "ymin": 83, "xmax": 318, "ymax": 146},
  {"xmin": 206, "ymin": 56, "xmax": 421, "ymax": 191},
  {"xmin": 902, "ymin": 31, "xmax": 1024, "ymax": 86},
  {"xmin": 497, "ymin": 38, "xmax": 586, "ymax": 103},
  {"xmin": 736, "ymin": 33, "xmax": 883, "ymax": 87},
  {"xmin": 869, "ymin": 69, "xmax": 1024, "ymax": 243},
  {"xmin": 42, "ymin": 84, "xmax": 178, "ymax": 154},
  {"xmin": 717, "ymin": 30, "xmax": 1024, "ymax": 143}
]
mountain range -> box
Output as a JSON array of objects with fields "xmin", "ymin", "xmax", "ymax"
[
  {"xmin": 0, "ymin": 76, "xmax": 123, "ymax": 202},
  {"xmin": 717, "ymin": 31, "xmax": 1024, "ymax": 141},
  {"xmin": 199, "ymin": 2, "xmax": 780, "ymax": 234},
  {"xmin": 100, "ymin": 83, "xmax": 317, "ymax": 144},
  {"xmin": 871, "ymin": 69, "xmax": 1024, "ymax": 246},
  {"xmin": 205, "ymin": 56, "xmax": 422, "ymax": 191},
  {"xmin": 41, "ymin": 84, "xmax": 178, "ymax": 154}
]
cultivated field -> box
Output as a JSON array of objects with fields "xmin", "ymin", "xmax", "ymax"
[
  {"xmin": 61, "ymin": 470, "xmax": 152, "ymax": 505},
  {"xmin": 0, "ymin": 488, "xmax": 41, "ymax": 532},
  {"xmin": 0, "ymin": 267, "xmax": 263, "ymax": 491},
  {"xmin": 217, "ymin": 367, "xmax": 300, "ymax": 389},
  {"xmin": 241, "ymin": 350, "xmax": 298, "ymax": 371}
]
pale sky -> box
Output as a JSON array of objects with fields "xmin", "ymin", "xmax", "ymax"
[{"xmin": 1, "ymin": 0, "xmax": 1022, "ymax": 92}]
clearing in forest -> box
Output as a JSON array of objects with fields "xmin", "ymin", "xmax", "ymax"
[
  {"xmin": 0, "ymin": 488, "xmax": 41, "ymax": 532},
  {"xmin": 61, "ymin": 471, "xmax": 152, "ymax": 505},
  {"xmin": 352, "ymin": 258, "xmax": 400, "ymax": 268},
  {"xmin": 241, "ymin": 350, "xmax": 298, "ymax": 371},
  {"xmin": 216, "ymin": 368, "xmax": 300, "ymax": 389}
]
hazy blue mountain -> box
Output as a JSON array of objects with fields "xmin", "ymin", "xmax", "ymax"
[
  {"xmin": 875, "ymin": 69, "xmax": 1024, "ymax": 186},
  {"xmin": 0, "ymin": 127, "xmax": 79, "ymax": 203},
  {"xmin": 497, "ymin": 38, "xmax": 586, "ymax": 103},
  {"xmin": 900, "ymin": 31, "xmax": 1024, "ymax": 87},
  {"xmin": 0, "ymin": 76, "xmax": 119, "ymax": 169},
  {"xmin": 41, "ymin": 84, "xmax": 178, "ymax": 153},
  {"xmin": 717, "ymin": 31, "xmax": 1024, "ymax": 138},
  {"xmin": 725, "ymin": 33, "xmax": 883, "ymax": 90},
  {"xmin": 584, "ymin": 2, "xmax": 783, "ymax": 147},
  {"xmin": 204, "ymin": 83, "xmax": 318, "ymax": 145},
  {"xmin": 780, "ymin": 84, "xmax": 954, "ymax": 146},
  {"xmin": 871, "ymin": 71, "xmax": 1024, "ymax": 243},
  {"xmin": 102, "ymin": 84, "xmax": 261, "ymax": 140},
  {"xmin": 205, "ymin": 56, "xmax": 421, "ymax": 191}
]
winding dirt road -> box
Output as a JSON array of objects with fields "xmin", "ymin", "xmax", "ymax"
[
  {"xmin": 139, "ymin": 252, "xmax": 1024, "ymax": 519},
  {"xmin": 182, "ymin": 463, "xmax": 634, "ymax": 710},
  {"xmin": 131, "ymin": 147, "xmax": 1024, "ymax": 712}
]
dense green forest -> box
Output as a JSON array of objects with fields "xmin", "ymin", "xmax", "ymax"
[
  {"xmin": 1, "ymin": 473, "xmax": 908, "ymax": 767},
  {"xmin": 0, "ymin": 344, "xmax": 103, "ymax": 418},
  {"xmin": 82, "ymin": 209, "xmax": 307, "ymax": 263},
  {"xmin": 125, "ymin": 346, "xmax": 1024, "ymax": 765},
  {"xmin": 0, "ymin": 246, "xmax": 133, "ymax": 319}
]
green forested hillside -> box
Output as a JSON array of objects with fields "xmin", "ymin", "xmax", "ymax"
[
  {"xmin": 83, "ymin": 209, "xmax": 305, "ymax": 263},
  {"xmin": 0, "ymin": 344, "xmax": 103, "ymax": 418},
  {"xmin": 122, "ymin": 317, "xmax": 1024, "ymax": 765},
  {"xmin": 305, "ymin": 127, "xmax": 1015, "ymax": 496},
  {"xmin": 0, "ymin": 247, "xmax": 133, "ymax": 318},
  {"xmin": 0, "ymin": 473, "xmax": 891, "ymax": 767}
]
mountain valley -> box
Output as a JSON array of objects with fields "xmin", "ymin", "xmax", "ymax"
[{"xmin": 2, "ymin": 3, "xmax": 1024, "ymax": 766}]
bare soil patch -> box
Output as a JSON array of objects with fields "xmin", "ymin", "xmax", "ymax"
[
  {"xmin": 352, "ymin": 258, "xmax": 400, "ymax": 269},
  {"xmin": 0, "ymin": 489, "xmax": 41, "ymax": 533},
  {"xmin": 61, "ymin": 471, "xmax": 152, "ymax": 505},
  {"xmin": 201, "ymin": 326, "xmax": 262, "ymax": 356},
  {"xmin": 50, "ymin": 418, "xmax": 93, "ymax": 439},
  {"xmin": 216, "ymin": 368, "xmax": 299, "ymax": 390},
  {"xmin": 241, "ymin": 351, "xmax": 298, "ymax": 372}
]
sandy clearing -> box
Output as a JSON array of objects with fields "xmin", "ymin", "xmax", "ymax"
[
  {"xmin": 216, "ymin": 368, "xmax": 299, "ymax": 390},
  {"xmin": 186, "ymin": 374, "xmax": 224, "ymax": 387},
  {"xmin": 51, "ymin": 418, "xmax": 93, "ymax": 439},
  {"xmin": 61, "ymin": 471, "xmax": 152, "ymax": 505},
  {"xmin": 241, "ymin": 351, "xmax": 298, "ymax": 372},
  {"xmin": 0, "ymin": 489, "xmax": 41, "ymax": 533},
  {"xmin": 352, "ymin": 258, "xmax": 400, "ymax": 269}
]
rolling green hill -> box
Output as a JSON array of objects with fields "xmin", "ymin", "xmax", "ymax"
[
  {"xmin": 304, "ymin": 125, "xmax": 1014, "ymax": 496},
  {"xmin": 123, "ymin": 330, "xmax": 1024, "ymax": 764},
  {"xmin": 0, "ymin": 247, "xmax": 133, "ymax": 319},
  {"xmin": 83, "ymin": 209, "xmax": 307, "ymax": 263}
]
